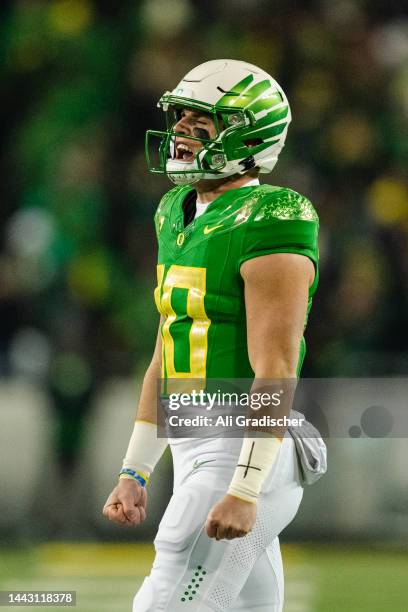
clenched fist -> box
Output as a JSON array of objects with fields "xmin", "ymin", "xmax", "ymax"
[
  {"xmin": 103, "ymin": 478, "xmax": 147, "ymax": 527},
  {"xmin": 205, "ymin": 494, "xmax": 257, "ymax": 540}
]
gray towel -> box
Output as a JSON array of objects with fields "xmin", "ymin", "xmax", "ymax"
[{"xmin": 288, "ymin": 410, "xmax": 327, "ymax": 486}]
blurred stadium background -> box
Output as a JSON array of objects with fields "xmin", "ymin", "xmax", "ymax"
[{"xmin": 0, "ymin": 0, "xmax": 407, "ymax": 610}]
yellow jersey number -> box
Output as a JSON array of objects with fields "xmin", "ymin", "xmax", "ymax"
[{"xmin": 154, "ymin": 264, "xmax": 211, "ymax": 379}]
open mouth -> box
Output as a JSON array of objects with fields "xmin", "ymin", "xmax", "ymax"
[{"xmin": 175, "ymin": 142, "xmax": 195, "ymax": 162}]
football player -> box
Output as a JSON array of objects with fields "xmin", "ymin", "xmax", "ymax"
[{"xmin": 103, "ymin": 59, "xmax": 325, "ymax": 611}]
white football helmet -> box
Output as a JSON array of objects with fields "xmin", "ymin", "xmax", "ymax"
[{"xmin": 145, "ymin": 59, "xmax": 292, "ymax": 185}]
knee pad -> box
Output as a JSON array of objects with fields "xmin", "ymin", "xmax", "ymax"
[{"xmin": 154, "ymin": 484, "xmax": 218, "ymax": 553}]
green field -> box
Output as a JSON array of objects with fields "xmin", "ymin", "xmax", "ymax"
[{"xmin": 0, "ymin": 543, "xmax": 407, "ymax": 611}]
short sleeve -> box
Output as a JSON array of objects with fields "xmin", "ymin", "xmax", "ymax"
[
  {"xmin": 238, "ymin": 191, "xmax": 319, "ymax": 271},
  {"xmin": 153, "ymin": 186, "xmax": 184, "ymax": 239},
  {"xmin": 153, "ymin": 192, "xmax": 170, "ymax": 239}
]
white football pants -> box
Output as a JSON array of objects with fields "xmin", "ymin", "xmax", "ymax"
[{"xmin": 132, "ymin": 435, "xmax": 303, "ymax": 611}]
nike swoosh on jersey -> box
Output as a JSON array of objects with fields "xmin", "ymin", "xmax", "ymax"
[
  {"xmin": 204, "ymin": 224, "xmax": 223, "ymax": 234},
  {"xmin": 192, "ymin": 459, "xmax": 216, "ymax": 470}
]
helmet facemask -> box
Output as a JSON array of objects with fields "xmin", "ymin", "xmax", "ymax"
[{"xmin": 146, "ymin": 102, "xmax": 230, "ymax": 185}]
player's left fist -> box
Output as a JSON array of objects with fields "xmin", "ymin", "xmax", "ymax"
[{"xmin": 205, "ymin": 493, "xmax": 257, "ymax": 540}]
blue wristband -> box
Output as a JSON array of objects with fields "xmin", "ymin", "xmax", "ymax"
[{"xmin": 119, "ymin": 468, "xmax": 148, "ymax": 487}]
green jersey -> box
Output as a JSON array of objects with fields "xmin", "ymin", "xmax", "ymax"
[{"xmin": 153, "ymin": 184, "xmax": 319, "ymax": 384}]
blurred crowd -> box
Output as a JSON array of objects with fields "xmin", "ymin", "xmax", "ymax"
[{"xmin": 1, "ymin": 0, "xmax": 407, "ymax": 469}]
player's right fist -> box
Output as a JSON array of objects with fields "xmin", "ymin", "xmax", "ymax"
[{"xmin": 103, "ymin": 478, "xmax": 147, "ymax": 527}]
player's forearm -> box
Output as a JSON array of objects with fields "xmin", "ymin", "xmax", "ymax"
[
  {"xmin": 135, "ymin": 357, "xmax": 162, "ymax": 423},
  {"xmin": 120, "ymin": 353, "xmax": 167, "ymax": 485},
  {"xmin": 228, "ymin": 352, "xmax": 297, "ymax": 504},
  {"xmin": 253, "ymin": 351, "xmax": 298, "ymax": 379},
  {"xmin": 251, "ymin": 333, "xmax": 301, "ymax": 380},
  {"xmin": 228, "ymin": 436, "xmax": 282, "ymax": 503},
  {"xmin": 227, "ymin": 378, "xmax": 293, "ymax": 504},
  {"xmin": 133, "ymin": 316, "xmax": 164, "ymax": 424},
  {"xmin": 120, "ymin": 419, "xmax": 167, "ymax": 485}
]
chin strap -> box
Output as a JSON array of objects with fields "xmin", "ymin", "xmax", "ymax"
[{"xmin": 166, "ymin": 145, "xmax": 263, "ymax": 185}]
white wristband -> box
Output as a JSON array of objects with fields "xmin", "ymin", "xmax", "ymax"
[
  {"xmin": 228, "ymin": 436, "xmax": 282, "ymax": 503},
  {"xmin": 121, "ymin": 420, "xmax": 168, "ymax": 479}
]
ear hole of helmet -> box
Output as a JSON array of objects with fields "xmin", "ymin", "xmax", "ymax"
[{"xmin": 244, "ymin": 138, "xmax": 263, "ymax": 148}]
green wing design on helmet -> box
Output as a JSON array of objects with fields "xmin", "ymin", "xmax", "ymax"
[
  {"xmin": 215, "ymin": 75, "xmax": 290, "ymax": 151},
  {"xmin": 216, "ymin": 74, "xmax": 254, "ymax": 102},
  {"xmin": 216, "ymin": 75, "xmax": 286, "ymax": 114}
]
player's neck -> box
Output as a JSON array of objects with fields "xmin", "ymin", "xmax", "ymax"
[{"xmin": 195, "ymin": 174, "xmax": 258, "ymax": 204}]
